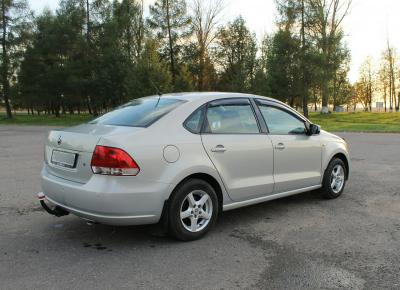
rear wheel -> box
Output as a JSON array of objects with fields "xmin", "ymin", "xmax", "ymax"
[
  {"xmin": 168, "ymin": 179, "xmax": 218, "ymax": 241},
  {"xmin": 321, "ymin": 158, "xmax": 347, "ymax": 199}
]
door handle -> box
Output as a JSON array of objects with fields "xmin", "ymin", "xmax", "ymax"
[
  {"xmin": 211, "ymin": 145, "xmax": 227, "ymax": 153},
  {"xmin": 275, "ymin": 143, "xmax": 285, "ymax": 150}
]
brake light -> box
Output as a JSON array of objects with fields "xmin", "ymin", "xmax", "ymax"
[{"xmin": 90, "ymin": 146, "xmax": 140, "ymax": 176}]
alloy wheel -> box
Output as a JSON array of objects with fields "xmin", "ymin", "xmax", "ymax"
[
  {"xmin": 180, "ymin": 190, "xmax": 213, "ymax": 233},
  {"xmin": 330, "ymin": 164, "xmax": 345, "ymax": 194}
]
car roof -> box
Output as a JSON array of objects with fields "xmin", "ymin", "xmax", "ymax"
[
  {"xmin": 157, "ymin": 92, "xmax": 309, "ymax": 123},
  {"xmin": 148, "ymin": 92, "xmax": 278, "ymax": 103}
]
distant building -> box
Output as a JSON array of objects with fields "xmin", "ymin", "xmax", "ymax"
[{"xmin": 335, "ymin": 106, "xmax": 344, "ymax": 112}]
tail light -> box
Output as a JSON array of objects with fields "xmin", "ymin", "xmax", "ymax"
[{"xmin": 90, "ymin": 146, "xmax": 140, "ymax": 176}]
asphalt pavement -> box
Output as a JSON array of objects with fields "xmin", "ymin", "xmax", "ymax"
[{"xmin": 0, "ymin": 126, "xmax": 399, "ymax": 289}]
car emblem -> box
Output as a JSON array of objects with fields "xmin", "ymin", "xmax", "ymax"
[{"xmin": 57, "ymin": 135, "xmax": 62, "ymax": 145}]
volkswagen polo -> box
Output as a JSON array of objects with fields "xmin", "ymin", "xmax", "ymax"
[{"xmin": 39, "ymin": 92, "xmax": 350, "ymax": 241}]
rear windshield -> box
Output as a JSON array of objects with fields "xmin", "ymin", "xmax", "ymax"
[{"xmin": 89, "ymin": 97, "xmax": 185, "ymax": 127}]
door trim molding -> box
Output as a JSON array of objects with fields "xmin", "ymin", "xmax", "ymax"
[{"xmin": 222, "ymin": 184, "xmax": 321, "ymax": 211}]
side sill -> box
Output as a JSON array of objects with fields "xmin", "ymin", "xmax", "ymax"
[{"xmin": 222, "ymin": 185, "xmax": 322, "ymax": 211}]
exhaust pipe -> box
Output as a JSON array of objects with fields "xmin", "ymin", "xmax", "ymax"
[{"xmin": 37, "ymin": 192, "xmax": 69, "ymax": 217}]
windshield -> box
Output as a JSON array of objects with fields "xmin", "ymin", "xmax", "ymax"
[{"xmin": 90, "ymin": 97, "xmax": 186, "ymax": 127}]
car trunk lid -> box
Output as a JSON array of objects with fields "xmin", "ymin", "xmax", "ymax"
[{"xmin": 45, "ymin": 124, "xmax": 142, "ymax": 183}]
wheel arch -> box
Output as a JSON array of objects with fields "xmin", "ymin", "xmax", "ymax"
[{"xmin": 169, "ymin": 173, "xmax": 225, "ymax": 213}]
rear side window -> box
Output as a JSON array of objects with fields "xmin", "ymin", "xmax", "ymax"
[
  {"xmin": 90, "ymin": 98, "xmax": 185, "ymax": 127},
  {"xmin": 184, "ymin": 106, "xmax": 205, "ymax": 134},
  {"xmin": 205, "ymin": 102, "xmax": 259, "ymax": 134}
]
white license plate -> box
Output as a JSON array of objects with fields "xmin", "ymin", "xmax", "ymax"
[{"xmin": 51, "ymin": 150, "xmax": 77, "ymax": 168}]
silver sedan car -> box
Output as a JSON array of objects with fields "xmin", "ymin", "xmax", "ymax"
[{"xmin": 39, "ymin": 92, "xmax": 350, "ymax": 240}]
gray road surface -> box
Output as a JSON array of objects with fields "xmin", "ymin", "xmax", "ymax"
[{"xmin": 0, "ymin": 126, "xmax": 399, "ymax": 289}]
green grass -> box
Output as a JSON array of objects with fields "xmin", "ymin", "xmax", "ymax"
[
  {"xmin": 309, "ymin": 112, "xmax": 400, "ymax": 133},
  {"xmin": 1, "ymin": 111, "xmax": 400, "ymax": 133},
  {"xmin": 0, "ymin": 113, "xmax": 93, "ymax": 126}
]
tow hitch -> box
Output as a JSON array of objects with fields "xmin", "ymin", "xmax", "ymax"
[{"xmin": 37, "ymin": 192, "xmax": 69, "ymax": 217}]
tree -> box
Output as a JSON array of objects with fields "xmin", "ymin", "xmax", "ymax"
[
  {"xmin": 252, "ymin": 34, "xmax": 271, "ymax": 96},
  {"xmin": 132, "ymin": 38, "xmax": 173, "ymax": 97},
  {"xmin": 266, "ymin": 29, "xmax": 301, "ymax": 105},
  {"xmin": 357, "ymin": 56, "xmax": 375, "ymax": 111},
  {"xmin": 273, "ymin": 0, "xmax": 345, "ymax": 115},
  {"xmin": 331, "ymin": 44, "xmax": 350, "ymax": 111},
  {"xmin": 147, "ymin": 0, "xmax": 191, "ymax": 87},
  {"xmin": 190, "ymin": 0, "xmax": 223, "ymax": 90},
  {"xmin": 275, "ymin": 0, "xmax": 309, "ymax": 114},
  {"xmin": 19, "ymin": 6, "xmax": 88, "ymax": 117},
  {"xmin": 0, "ymin": 0, "xmax": 32, "ymax": 118},
  {"xmin": 378, "ymin": 52, "xmax": 390, "ymax": 112},
  {"xmin": 300, "ymin": 0, "xmax": 308, "ymax": 116},
  {"xmin": 215, "ymin": 16, "xmax": 257, "ymax": 92},
  {"xmin": 113, "ymin": 0, "xmax": 144, "ymax": 62},
  {"xmin": 307, "ymin": 0, "xmax": 352, "ymax": 113},
  {"xmin": 384, "ymin": 41, "xmax": 397, "ymax": 111}
]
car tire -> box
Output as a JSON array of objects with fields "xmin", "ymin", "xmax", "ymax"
[
  {"xmin": 168, "ymin": 179, "xmax": 219, "ymax": 241},
  {"xmin": 321, "ymin": 158, "xmax": 347, "ymax": 199}
]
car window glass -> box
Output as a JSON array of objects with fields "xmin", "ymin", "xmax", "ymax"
[
  {"xmin": 259, "ymin": 105, "xmax": 305, "ymax": 135},
  {"xmin": 184, "ymin": 106, "xmax": 204, "ymax": 133},
  {"xmin": 205, "ymin": 103, "xmax": 259, "ymax": 134},
  {"xmin": 90, "ymin": 97, "xmax": 185, "ymax": 127}
]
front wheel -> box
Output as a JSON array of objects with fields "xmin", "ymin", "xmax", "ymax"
[
  {"xmin": 168, "ymin": 179, "xmax": 219, "ymax": 241},
  {"xmin": 321, "ymin": 158, "xmax": 347, "ymax": 199}
]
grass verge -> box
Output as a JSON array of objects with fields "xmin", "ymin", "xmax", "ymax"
[
  {"xmin": 0, "ymin": 113, "xmax": 93, "ymax": 126},
  {"xmin": 309, "ymin": 112, "xmax": 400, "ymax": 133},
  {"xmin": 1, "ymin": 111, "xmax": 400, "ymax": 133}
]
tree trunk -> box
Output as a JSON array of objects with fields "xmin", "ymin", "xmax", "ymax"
[
  {"xmin": 136, "ymin": 0, "xmax": 144, "ymax": 58},
  {"xmin": 55, "ymin": 104, "xmax": 60, "ymax": 117},
  {"xmin": 165, "ymin": 0, "xmax": 176, "ymax": 85},
  {"xmin": 289, "ymin": 96, "xmax": 295, "ymax": 108},
  {"xmin": 1, "ymin": 0, "xmax": 12, "ymax": 119},
  {"xmin": 126, "ymin": 0, "xmax": 131, "ymax": 61},
  {"xmin": 86, "ymin": 96, "xmax": 92, "ymax": 115},
  {"xmin": 300, "ymin": 0, "xmax": 308, "ymax": 118},
  {"xmin": 332, "ymin": 76, "xmax": 337, "ymax": 112},
  {"xmin": 321, "ymin": 63, "xmax": 329, "ymax": 113},
  {"xmin": 85, "ymin": 0, "xmax": 97, "ymax": 117},
  {"xmin": 388, "ymin": 45, "xmax": 394, "ymax": 112},
  {"xmin": 321, "ymin": 83, "xmax": 329, "ymax": 113},
  {"xmin": 198, "ymin": 44, "xmax": 205, "ymax": 91},
  {"xmin": 383, "ymin": 83, "xmax": 387, "ymax": 112},
  {"xmin": 397, "ymin": 92, "xmax": 400, "ymax": 112}
]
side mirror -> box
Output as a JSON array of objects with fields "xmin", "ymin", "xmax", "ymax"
[{"xmin": 306, "ymin": 123, "xmax": 320, "ymax": 136}]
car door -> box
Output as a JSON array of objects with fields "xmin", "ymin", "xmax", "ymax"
[
  {"xmin": 201, "ymin": 98, "xmax": 274, "ymax": 202},
  {"xmin": 256, "ymin": 100, "xmax": 322, "ymax": 193}
]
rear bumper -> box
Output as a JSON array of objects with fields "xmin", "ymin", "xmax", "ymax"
[{"xmin": 41, "ymin": 166, "xmax": 172, "ymax": 226}]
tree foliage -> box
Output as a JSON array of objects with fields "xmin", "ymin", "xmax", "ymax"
[
  {"xmin": 215, "ymin": 16, "xmax": 257, "ymax": 93},
  {"xmin": 2, "ymin": 0, "xmax": 357, "ymax": 117}
]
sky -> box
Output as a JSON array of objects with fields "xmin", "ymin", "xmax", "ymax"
[{"xmin": 28, "ymin": 0, "xmax": 400, "ymax": 84}]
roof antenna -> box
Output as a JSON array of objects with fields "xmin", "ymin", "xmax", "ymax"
[
  {"xmin": 150, "ymin": 79, "xmax": 162, "ymax": 96},
  {"xmin": 149, "ymin": 79, "xmax": 163, "ymax": 108}
]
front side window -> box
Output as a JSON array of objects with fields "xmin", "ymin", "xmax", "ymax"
[
  {"xmin": 205, "ymin": 101, "xmax": 259, "ymax": 134},
  {"xmin": 90, "ymin": 97, "xmax": 185, "ymax": 127},
  {"xmin": 258, "ymin": 105, "xmax": 305, "ymax": 135}
]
